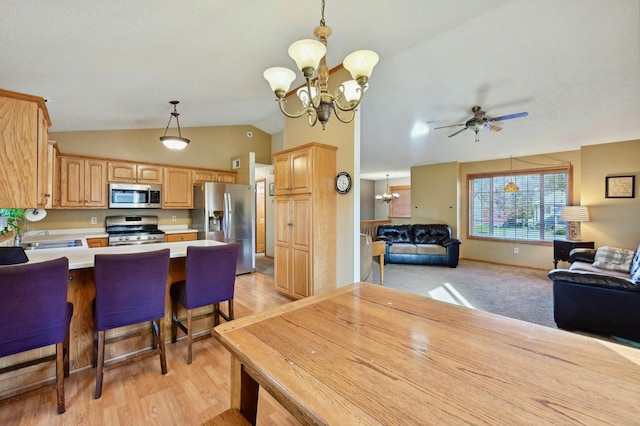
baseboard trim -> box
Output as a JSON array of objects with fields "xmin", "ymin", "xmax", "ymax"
[{"xmin": 460, "ymin": 257, "xmax": 548, "ymax": 272}]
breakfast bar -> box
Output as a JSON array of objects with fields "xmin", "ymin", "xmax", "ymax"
[{"xmin": 0, "ymin": 240, "xmax": 224, "ymax": 399}]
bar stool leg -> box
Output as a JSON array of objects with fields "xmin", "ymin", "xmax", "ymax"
[
  {"xmin": 171, "ymin": 299, "xmax": 179, "ymax": 344},
  {"xmin": 187, "ymin": 310, "xmax": 193, "ymax": 365},
  {"xmin": 156, "ymin": 319, "xmax": 168, "ymax": 374},
  {"xmin": 55, "ymin": 342, "xmax": 65, "ymax": 414},
  {"xmin": 95, "ymin": 331, "xmax": 106, "ymax": 399}
]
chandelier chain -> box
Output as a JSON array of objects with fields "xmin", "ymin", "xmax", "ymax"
[{"xmin": 320, "ymin": 0, "xmax": 326, "ymax": 26}]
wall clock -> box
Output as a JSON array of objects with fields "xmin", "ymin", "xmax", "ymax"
[{"xmin": 335, "ymin": 172, "xmax": 352, "ymax": 194}]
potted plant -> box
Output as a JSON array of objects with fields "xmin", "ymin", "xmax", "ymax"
[{"xmin": 0, "ymin": 208, "xmax": 26, "ymax": 237}]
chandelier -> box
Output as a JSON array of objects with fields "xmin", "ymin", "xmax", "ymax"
[
  {"xmin": 160, "ymin": 100, "xmax": 190, "ymax": 150},
  {"xmin": 376, "ymin": 174, "xmax": 400, "ymax": 203},
  {"xmin": 263, "ymin": 0, "xmax": 379, "ymax": 129},
  {"xmin": 504, "ymin": 156, "xmax": 519, "ymax": 192}
]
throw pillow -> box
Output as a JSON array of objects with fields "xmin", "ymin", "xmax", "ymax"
[
  {"xmin": 592, "ymin": 246, "xmax": 636, "ymax": 274},
  {"xmin": 630, "ymin": 244, "xmax": 640, "ymax": 282}
]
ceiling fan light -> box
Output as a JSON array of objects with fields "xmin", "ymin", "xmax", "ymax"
[
  {"xmin": 288, "ymin": 39, "xmax": 326, "ymax": 72},
  {"xmin": 264, "ymin": 67, "xmax": 297, "ymax": 94},
  {"xmin": 343, "ymin": 50, "xmax": 379, "ymax": 80}
]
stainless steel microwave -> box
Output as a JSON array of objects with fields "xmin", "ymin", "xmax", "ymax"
[{"xmin": 108, "ymin": 183, "xmax": 162, "ymax": 209}]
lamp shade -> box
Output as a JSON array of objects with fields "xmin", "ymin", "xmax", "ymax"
[
  {"xmin": 504, "ymin": 181, "xmax": 519, "ymax": 192},
  {"xmin": 560, "ymin": 206, "xmax": 590, "ymax": 222},
  {"xmin": 343, "ymin": 50, "xmax": 379, "ymax": 80},
  {"xmin": 160, "ymin": 136, "xmax": 189, "ymax": 150},
  {"xmin": 264, "ymin": 67, "xmax": 297, "ymax": 93},
  {"xmin": 341, "ymin": 80, "xmax": 367, "ymax": 103},
  {"xmin": 296, "ymin": 86, "xmax": 318, "ymax": 107},
  {"xmin": 288, "ymin": 39, "xmax": 326, "ymax": 72}
]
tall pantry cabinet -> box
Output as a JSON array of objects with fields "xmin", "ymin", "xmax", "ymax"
[{"xmin": 273, "ymin": 142, "xmax": 337, "ymax": 299}]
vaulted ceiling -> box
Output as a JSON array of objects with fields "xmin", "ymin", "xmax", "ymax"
[{"xmin": 2, "ymin": 0, "xmax": 638, "ymax": 179}]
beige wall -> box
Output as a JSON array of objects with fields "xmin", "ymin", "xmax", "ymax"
[
  {"xmin": 580, "ymin": 139, "xmax": 640, "ymax": 250},
  {"xmin": 283, "ymin": 68, "xmax": 358, "ymax": 286},
  {"xmin": 50, "ymin": 125, "xmax": 272, "ymax": 170},
  {"xmin": 392, "ymin": 162, "xmax": 460, "ymax": 236},
  {"xmin": 405, "ymin": 141, "xmax": 640, "ymax": 269}
]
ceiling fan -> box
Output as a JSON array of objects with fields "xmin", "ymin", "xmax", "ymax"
[{"xmin": 433, "ymin": 106, "xmax": 528, "ymax": 142}]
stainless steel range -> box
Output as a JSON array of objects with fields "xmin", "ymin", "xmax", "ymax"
[{"xmin": 105, "ymin": 215, "xmax": 166, "ymax": 246}]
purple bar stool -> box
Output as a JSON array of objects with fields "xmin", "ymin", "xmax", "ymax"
[
  {"xmin": 0, "ymin": 257, "xmax": 73, "ymax": 414},
  {"xmin": 93, "ymin": 249, "xmax": 170, "ymax": 399},
  {"xmin": 170, "ymin": 243, "xmax": 240, "ymax": 364}
]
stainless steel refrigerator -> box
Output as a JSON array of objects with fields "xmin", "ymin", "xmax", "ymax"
[{"xmin": 192, "ymin": 182, "xmax": 255, "ymax": 274}]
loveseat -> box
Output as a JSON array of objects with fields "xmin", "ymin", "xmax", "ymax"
[
  {"xmin": 548, "ymin": 244, "xmax": 640, "ymax": 342},
  {"xmin": 375, "ymin": 224, "xmax": 461, "ymax": 268}
]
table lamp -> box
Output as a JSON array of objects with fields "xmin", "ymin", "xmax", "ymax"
[{"xmin": 560, "ymin": 206, "xmax": 589, "ymax": 240}]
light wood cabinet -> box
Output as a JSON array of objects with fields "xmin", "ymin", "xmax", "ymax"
[
  {"xmin": 0, "ymin": 89, "xmax": 51, "ymax": 208},
  {"xmin": 59, "ymin": 156, "xmax": 107, "ymax": 208},
  {"xmin": 46, "ymin": 141, "xmax": 60, "ymax": 208},
  {"xmin": 163, "ymin": 167, "xmax": 193, "ymax": 208},
  {"xmin": 108, "ymin": 161, "xmax": 163, "ymax": 184},
  {"xmin": 273, "ymin": 143, "xmax": 337, "ymax": 299},
  {"xmin": 273, "ymin": 146, "xmax": 313, "ymax": 196},
  {"xmin": 86, "ymin": 237, "xmax": 108, "ymax": 248},
  {"xmin": 165, "ymin": 232, "xmax": 197, "ymax": 243},
  {"xmin": 192, "ymin": 169, "xmax": 237, "ymax": 184},
  {"xmin": 216, "ymin": 171, "xmax": 237, "ymax": 183}
]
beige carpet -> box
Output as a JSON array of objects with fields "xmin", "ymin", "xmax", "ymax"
[{"xmin": 370, "ymin": 259, "xmax": 556, "ymax": 328}]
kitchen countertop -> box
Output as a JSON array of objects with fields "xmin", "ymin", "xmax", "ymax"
[{"xmin": 25, "ymin": 239, "xmax": 224, "ymax": 269}]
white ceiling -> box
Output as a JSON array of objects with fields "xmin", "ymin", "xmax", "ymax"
[{"xmin": 2, "ymin": 0, "xmax": 639, "ymax": 180}]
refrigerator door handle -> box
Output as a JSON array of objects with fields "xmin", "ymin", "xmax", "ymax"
[{"xmin": 224, "ymin": 192, "xmax": 231, "ymax": 240}]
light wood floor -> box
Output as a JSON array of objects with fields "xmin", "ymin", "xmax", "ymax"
[{"xmin": 0, "ymin": 272, "xmax": 300, "ymax": 426}]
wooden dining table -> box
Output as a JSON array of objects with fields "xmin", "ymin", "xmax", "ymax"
[{"xmin": 214, "ymin": 282, "xmax": 640, "ymax": 425}]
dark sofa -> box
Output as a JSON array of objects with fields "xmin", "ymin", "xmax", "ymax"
[
  {"xmin": 375, "ymin": 224, "xmax": 461, "ymax": 268},
  {"xmin": 548, "ymin": 246, "xmax": 640, "ymax": 342}
]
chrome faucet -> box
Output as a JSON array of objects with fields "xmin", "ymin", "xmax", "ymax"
[{"xmin": 16, "ymin": 230, "xmax": 50, "ymax": 246}]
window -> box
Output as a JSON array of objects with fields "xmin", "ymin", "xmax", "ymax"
[
  {"xmin": 389, "ymin": 185, "xmax": 411, "ymax": 218},
  {"xmin": 468, "ymin": 166, "xmax": 571, "ymax": 242}
]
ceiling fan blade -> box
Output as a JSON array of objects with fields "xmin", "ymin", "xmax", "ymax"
[
  {"xmin": 448, "ymin": 127, "xmax": 468, "ymax": 138},
  {"xmin": 490, "ymin": 112, "xmax": 528, "ymax": 122},
  {"xmin": 433, "ymin": 123, "xmax": 465, "ymax": 130}
]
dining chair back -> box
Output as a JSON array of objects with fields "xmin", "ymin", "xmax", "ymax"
[
  {"xmin": 170, "ymin": 243, "xmax": 240, "ymax": 364},
  {"xmin": 0, "ymin": 257, "xmax": 73, "ymax": 414},
  {"xmin": 93, "ymin": 248, "xmax": 170, "ymax": 399}
]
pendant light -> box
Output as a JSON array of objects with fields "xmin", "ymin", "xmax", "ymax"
[
  {"xmin": 504, "ymin": 156, "xmax": 519, "ymax": 192},
  {"xmin": 160, "ymin": 100, "xmax": 190, "ymax": 150}
]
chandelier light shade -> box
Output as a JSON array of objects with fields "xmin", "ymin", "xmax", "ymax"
[
  {"xmin": 160, "ymin": 100, "xmax": 190, "ymax": 150},
  {"xmin": 375, "ymin": 174, "xmax": 400, "ymax": 204},
  {"xmin": 504, "ymin": 156, "xmax": 520, "ymax": 192},
  {"xmin": 263, "ymin": 0, "xmax": 379, "ymax": 129},
  {"xmin": 560, "ymin": 206, "xmax": 590, "ymax": 240}
]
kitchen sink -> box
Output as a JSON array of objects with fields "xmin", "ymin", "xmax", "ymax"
[{"xmin": 21, "ymin": 239, "xmax": 84, "ymax": 250}]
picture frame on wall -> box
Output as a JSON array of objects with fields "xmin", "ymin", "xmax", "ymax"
[
  {"xmin": 605, "ymin": 175, "xmax": 635, "ymax": 198},
  {"xmin": 268, "ymin": 183, "xmax": 275, "ymax": 196}
]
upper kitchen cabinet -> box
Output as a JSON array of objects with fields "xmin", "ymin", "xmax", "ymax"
[
  {"xmin": 59, "ymin": 156, "xmax": 108, "ymax": 208},
  {"xmin": 163, "ymin": 166, "xmax": 192, "ymax": 208},
  {"xmin": 108, "ymin": 161, "xmax": 163, "ymax": 184},
  {"xmin": 274, "ymin": 144, "xmax": 326, "ymax": 196},
  {"xmin": 0, "ymin": 89, "xmax": 51, "ymax": 207},
  {"xmin": 46, "ymin": 141, "xmax": 60, "ymax": 208},
  {"xmin": 192, "ymin": 168, "xmax": 237, "ymax": 184}
]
